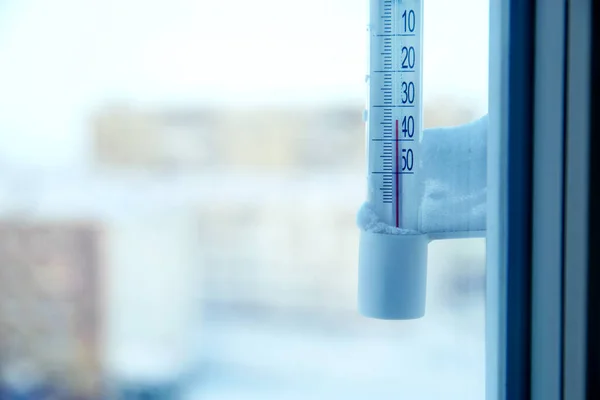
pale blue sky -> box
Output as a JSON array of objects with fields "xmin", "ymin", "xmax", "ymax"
[{"xmin": 0, "ymin": 0, "xmax": 488, "ymax": 167}]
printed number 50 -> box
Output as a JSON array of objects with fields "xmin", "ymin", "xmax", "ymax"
[{"xmin": 401, "ymin": 149, "xmax": 414, "ymax": 171}]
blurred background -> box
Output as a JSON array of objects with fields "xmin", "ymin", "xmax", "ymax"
[{"xmin": 0, "ymin": 0, "xmax": 488, "ymax": 399}]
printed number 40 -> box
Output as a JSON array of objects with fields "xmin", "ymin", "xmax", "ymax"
[{"xmin": 401, "ymin": 116, "xmax": 415, "ymax": 138}]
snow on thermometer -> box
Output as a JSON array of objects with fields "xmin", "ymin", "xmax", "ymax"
[{"xmin": 367, "ymin": 0, "xmax": 423, "ymax": 231}]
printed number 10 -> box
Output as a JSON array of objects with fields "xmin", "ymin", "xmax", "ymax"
[{"xmin": 402, "ymin": 10, "xmax": 416, "ymax": 33}]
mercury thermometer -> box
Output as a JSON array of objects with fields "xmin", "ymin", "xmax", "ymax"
[
  {"xmin": 359, "ymin": 0, "xmax": 428, "ymax": 320},
  {"xmin": 367, "ymin": 0, "xmax": 423, "ymax": 230},
  {"xmin": 359, "ymin": 0, "xmax": 488, "ymax": 321}
]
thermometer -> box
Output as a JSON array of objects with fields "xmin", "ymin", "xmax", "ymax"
[
  {"xmin": 367, "ymin": 0, "xmax": 423, "ymax": 230},
  {"xmin": 359, "ymin": 0, "xmax": 427, "ymax": 320},
  {"xmin": 359, "ymin": 1, "xmax": 488, "ymax": 320}
]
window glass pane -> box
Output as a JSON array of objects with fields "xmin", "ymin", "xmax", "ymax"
[{"xmin": 0, "ymin": 0, "xmax": 488, "ymax": 398}]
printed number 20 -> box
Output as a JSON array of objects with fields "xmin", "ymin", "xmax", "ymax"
[{"xmin": 401, "ymin": 47, "xmax": 415, "ymax": 69}]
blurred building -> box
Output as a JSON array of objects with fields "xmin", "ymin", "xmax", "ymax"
[
  {"xmin": 0, "ymin": 222, "xmax": 102, "ymax": 398},
  {"xmin": 90, "ymin": 104, "xmax": 365, "ymax": 173}
]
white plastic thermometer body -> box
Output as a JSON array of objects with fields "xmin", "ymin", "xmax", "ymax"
[
  {"xmin": 359, "ymin": 1, "xmax": 487, "ymax": 321},
  {"xmin": 367, "ymin": 0, "xmax": 423, "ymax": 231},
  {"xmin": 359, "ymin": 0, "xmax": 427, "ymax": 321}
]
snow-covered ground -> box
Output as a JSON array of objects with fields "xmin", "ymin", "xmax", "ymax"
[{"xmin": 183, "ymin": 303, "xmax": 485, "ymax": 400}]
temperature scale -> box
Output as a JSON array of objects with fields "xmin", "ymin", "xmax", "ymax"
[{"xmin": 367, "ymin": 0, "xmax": 423, "ymax": 231}]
